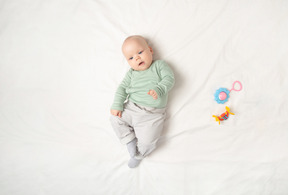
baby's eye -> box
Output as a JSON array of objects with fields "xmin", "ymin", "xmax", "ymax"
[
  {"xmin": 129, "ymin": 57, "xmax": 133, "ymax": 60},
  {"xmin": 138, "ymin": 51, "xmax": 143, "ymax": 54}
]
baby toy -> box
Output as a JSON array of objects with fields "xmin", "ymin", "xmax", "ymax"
[
  {"xmin": 212, "ymin": 106, "xmax": 235, "ymax": 125},
  {"xmin": 214, "ymin": 81, "xmax": 242, "ymax": 104}
]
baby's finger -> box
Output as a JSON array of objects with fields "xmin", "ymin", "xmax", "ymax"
[{"xmin": 118, "ymin": 112, "xmax": 122, "ymax": 118}]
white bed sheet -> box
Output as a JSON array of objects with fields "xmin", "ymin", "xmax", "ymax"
[{"xmin": 1, "ymin": 0, "xmax": 288, "ymax": 194}]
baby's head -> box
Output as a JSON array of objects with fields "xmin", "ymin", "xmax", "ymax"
[{"xmin": 122, "ymin": 35, "xmax": 153, "ymax": 71}]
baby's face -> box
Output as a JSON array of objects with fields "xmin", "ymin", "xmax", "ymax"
[{"xmin": 122, "ymin": 37, "xmax": 153, "ymax": 71}]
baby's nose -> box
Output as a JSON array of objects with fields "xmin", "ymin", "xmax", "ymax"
[{"xmin": 135, "ymin": 55, "xmax": 141, "ymax": 60}]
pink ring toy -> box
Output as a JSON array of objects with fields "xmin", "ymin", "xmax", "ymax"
[{"xmin": 230, "ymin": 81, "xmax": 242, "ymax": 92}]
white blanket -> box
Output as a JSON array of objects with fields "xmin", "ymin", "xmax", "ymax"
[{"xmin": 1, "ymin": 0, "xmax": 288, "ymax": 194}]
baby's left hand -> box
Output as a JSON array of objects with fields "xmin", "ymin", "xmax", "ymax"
[{"xmin": 148, "ymin": 90, "xmax": 158, "ymax": 100}]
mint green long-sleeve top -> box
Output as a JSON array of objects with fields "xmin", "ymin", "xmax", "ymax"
[{"xmin": 111, "ymin": 60, "xmax": 175, "ymax": 111}]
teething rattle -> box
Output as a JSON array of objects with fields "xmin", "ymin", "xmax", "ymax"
[
  {"xmin": 212, "ymin": 106, "xmax": 235, "ymax": 125},
  {"xmin": 214, "ymin": 81, "xmax": 242, "ymax": 104}
]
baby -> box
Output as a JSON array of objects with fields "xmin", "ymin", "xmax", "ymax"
[{"xmin": 110, "ymin": 35, "xmax": 175, "ymax": 168}]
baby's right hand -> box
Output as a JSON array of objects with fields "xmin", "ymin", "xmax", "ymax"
[{"xmin": 110, "ymin": 109, "xmax": 122, "ymax": 118}]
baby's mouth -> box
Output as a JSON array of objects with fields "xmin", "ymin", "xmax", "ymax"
[{"xmin": 138, "ymin": 61, "xmax": 144, "ymax": 66}]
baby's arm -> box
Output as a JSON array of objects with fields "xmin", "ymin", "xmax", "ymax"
[
  {"xmin": 110, "ymin": 70, "xmax": 132, "ymax": 116},
  {"xmin": 150, "ymin": 61, "xmax": 175, "ymax": 98}
]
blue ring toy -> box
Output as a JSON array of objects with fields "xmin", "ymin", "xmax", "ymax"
[{"xmin": 214, "ymin": 88, "xmax": 230, "ymax": 104}]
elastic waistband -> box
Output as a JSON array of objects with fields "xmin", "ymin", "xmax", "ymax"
[{"xmin": 126, "ymin": 101, "xmax": 166, "ymax": 114}]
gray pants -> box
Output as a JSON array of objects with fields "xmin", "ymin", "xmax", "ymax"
[{"xmin": 110, "ymin": 101, "xmax": 166, "ymax": 159}]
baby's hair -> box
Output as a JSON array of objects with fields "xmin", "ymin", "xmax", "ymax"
[
  {"xmin": 123, "ymin": 35, "xmax": 150, "ymax": 46},
  {"xmin": 125, "ymin": 35, "xmax": 145, "ymax": 41}
]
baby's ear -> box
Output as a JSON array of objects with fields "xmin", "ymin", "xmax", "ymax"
[{"xmin": 149, "ymin": 46, "xmax": 153, "ymax": 54}]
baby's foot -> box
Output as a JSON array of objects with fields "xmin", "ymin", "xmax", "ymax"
[
  {"xmin": 126, "ymin": 138, "xmax": 137, "ymax": 157},
  {"xmin": 128, "ymin": 158, "xmax": 141, "ymax": 168}
]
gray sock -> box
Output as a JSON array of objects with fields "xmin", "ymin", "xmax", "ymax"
[
  {"xmin": 126, "ymin": 138, "xmax": 137, "ymax": 158},
  {"xmin": 128, "ymin": 158, "xmax": 141, "ymax": 168}
]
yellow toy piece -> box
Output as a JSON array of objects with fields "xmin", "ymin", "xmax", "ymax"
[{"xmin": 212, "ymin": 106, "xmax": 235, "ymax": 125}]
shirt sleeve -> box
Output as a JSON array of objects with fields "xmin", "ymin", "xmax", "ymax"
[
  {"xmin": 111, "ymin": 70, "xmax": 132, "ymax": 111},
  {"xmin": 153, "ymin": 61, "xmax": 175, "ymax": 97}
]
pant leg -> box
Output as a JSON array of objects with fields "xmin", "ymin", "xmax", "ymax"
[
  {"xmin": 132, "ymin": 104, "xmax": 166, "ymax": 159},
  {"xmin": 110, "ymin": 103, "xmax": 136, "ymax": 144}
]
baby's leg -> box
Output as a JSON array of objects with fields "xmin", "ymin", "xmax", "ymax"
[
  {"xmin": 134, "ymin": 109, "xmax": 166, "ymax": 160},
  {"xmin": 110, "ymin": 102, "xmax": 142, "ymax": 168}
]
